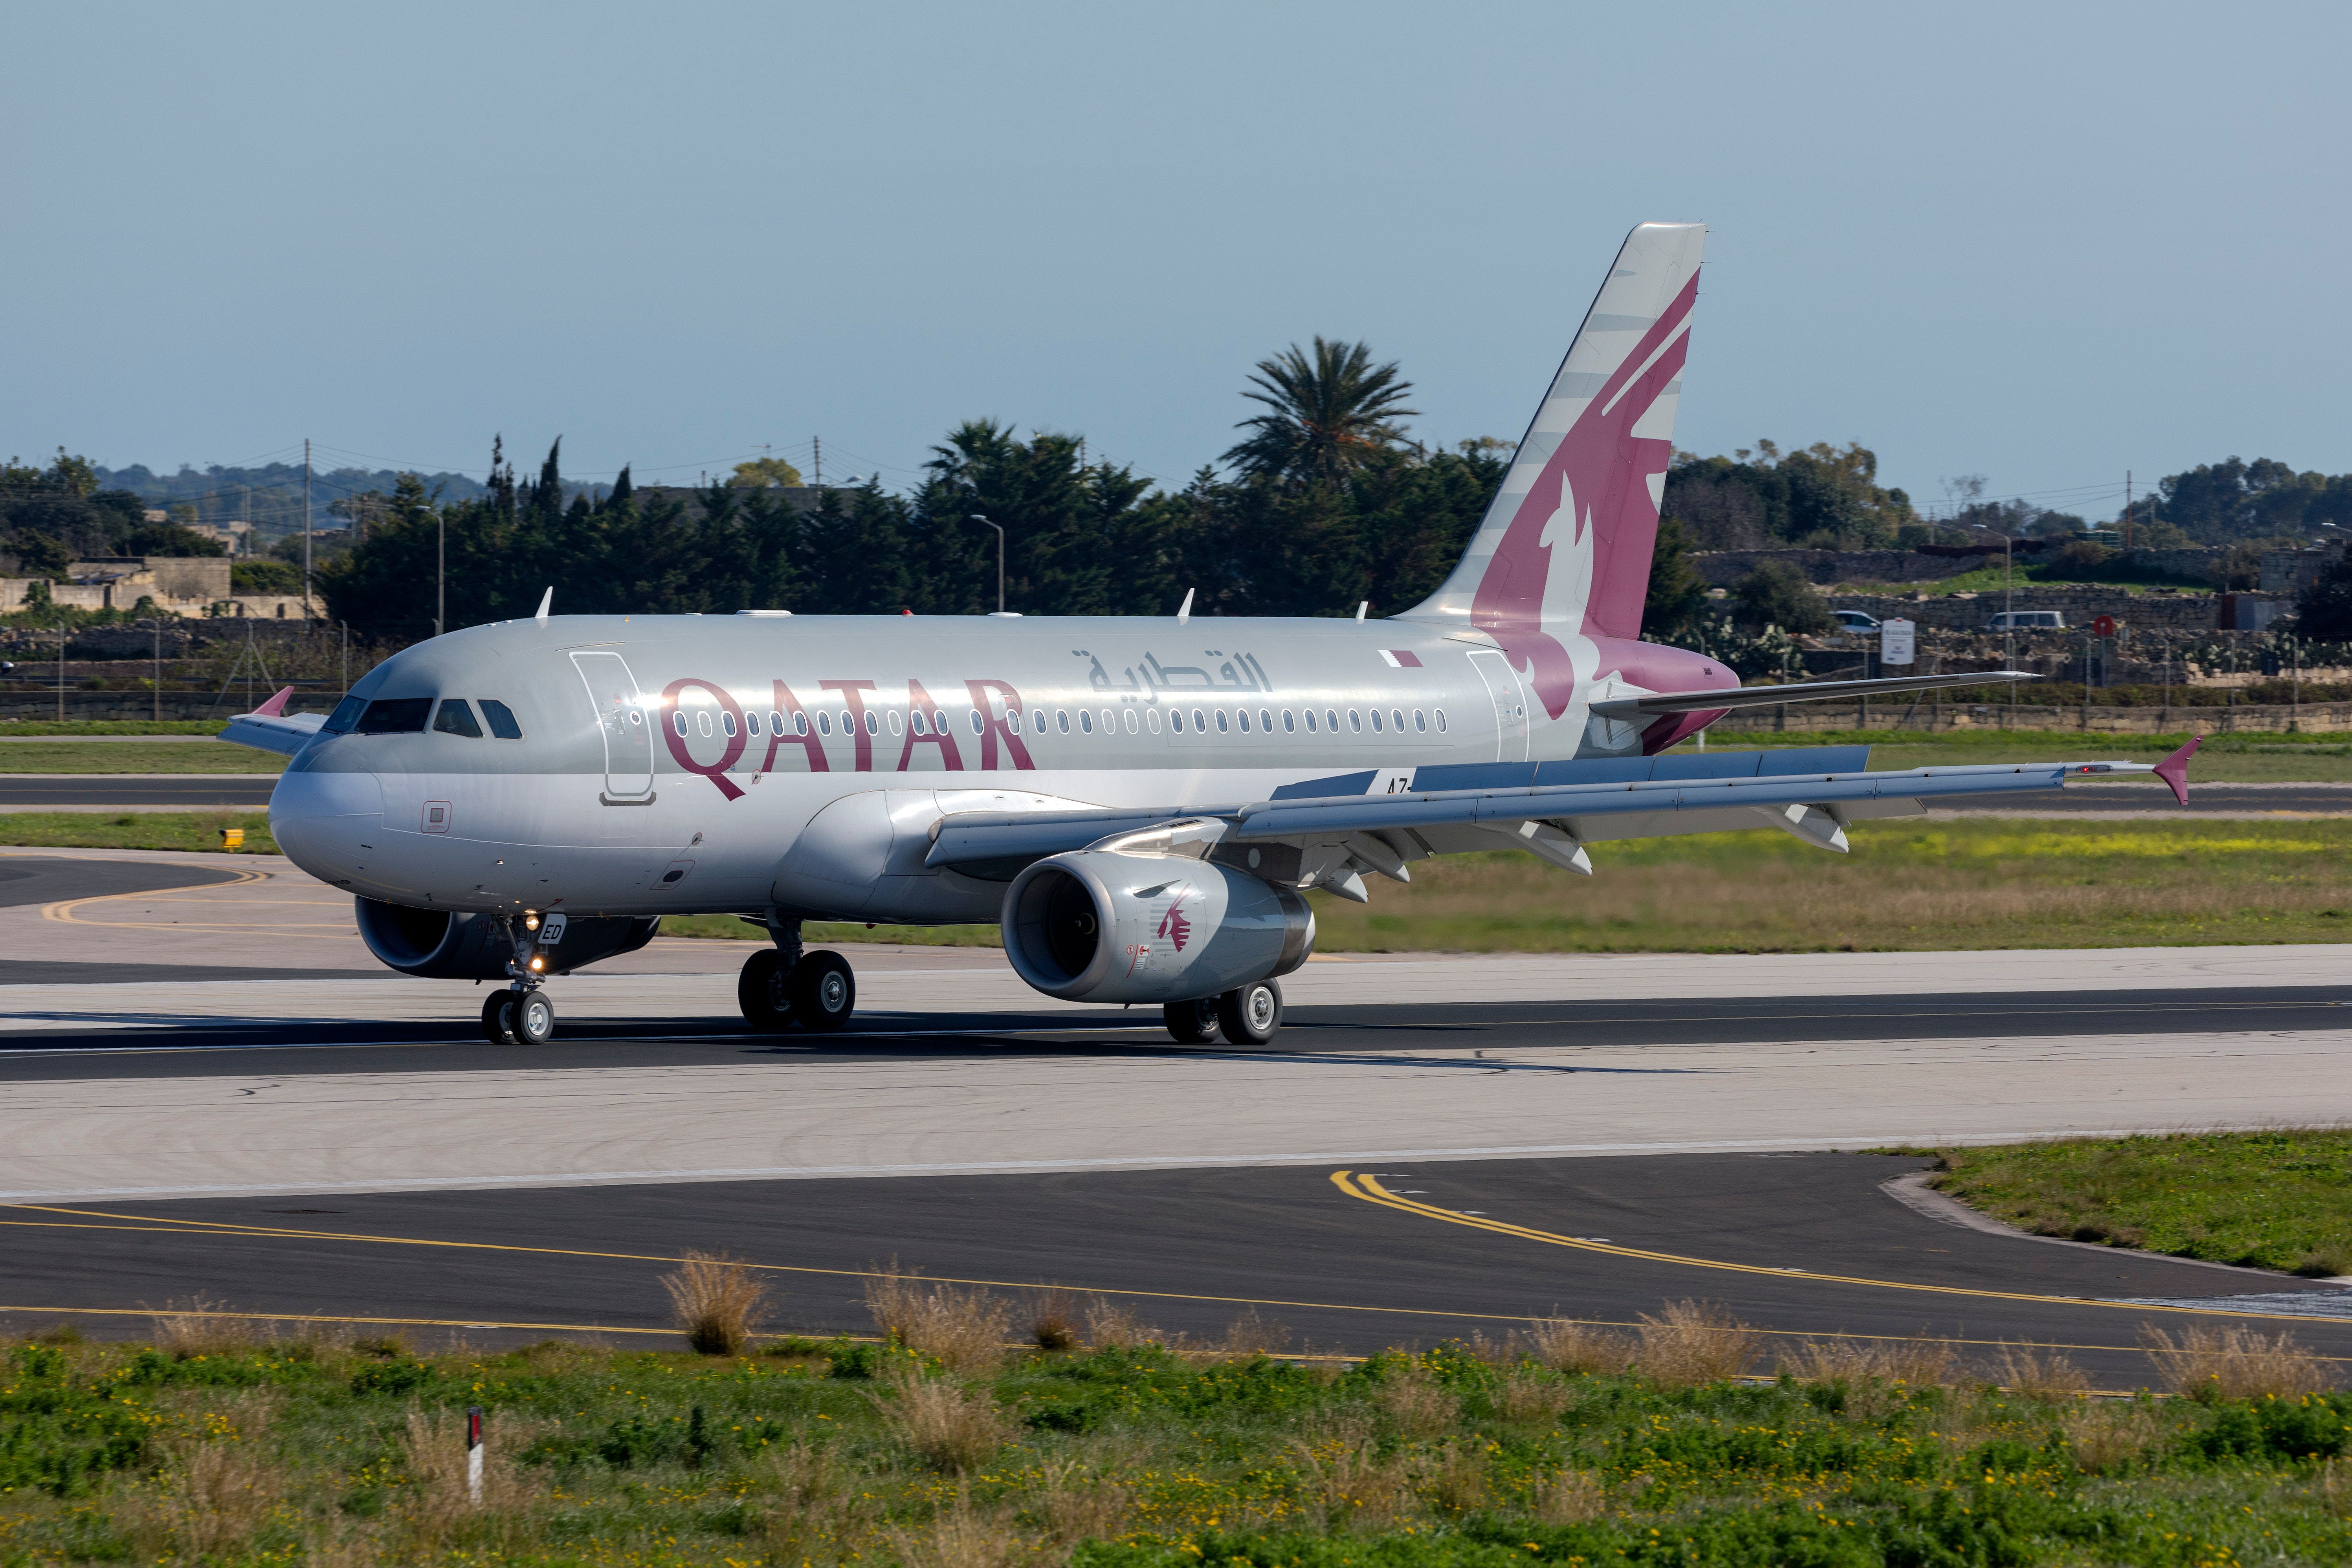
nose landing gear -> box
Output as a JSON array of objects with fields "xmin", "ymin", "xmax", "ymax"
[
  {"xmin": 481, "ymin": 911, "xmax": 560, "ymax": 1045},
  {"xmin": 737, "ymin": 917, "xmax": 857, "ymax": 1034}
]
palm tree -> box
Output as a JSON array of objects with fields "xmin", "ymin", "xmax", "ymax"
[{"xmin": 1223, "ymin": 337, "xmax": 1418, "ymax": 486}]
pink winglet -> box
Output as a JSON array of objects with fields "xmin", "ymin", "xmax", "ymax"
[
  {"xmin": 251, "ymin": 685, "xmax": 296, "ymax": 718},
  {"xmin": 2153, "ymin": 735, "xmax": 2200, "ymax": 807}
]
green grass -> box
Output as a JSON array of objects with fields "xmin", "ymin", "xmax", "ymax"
[
  {"xmin": 0, "ymin": 742, "xmax": 284, "ymax": 774},
  {"xmin": 1921, "ymin": 1131, "xmax": 2352, "ymax": 1278},
  {"xmin": 6, "ymin": 1323, "xmax": 2352, "ymax": 1566},
  {"xmin": 0, "ymin": 811, "xmax": 277, "ymax": 853},
  {"xmin": 0, "ymin": 721, "xmax": 231, "ymax": 735},
  {"xmin": 1704, "ymin": 727, "xmax": 2352, "ymax": 783}
]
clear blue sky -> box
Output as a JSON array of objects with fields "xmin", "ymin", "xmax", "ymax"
[{"xmin": 7, "ymin": 2, "xmax": 2345, "ymax": 521}]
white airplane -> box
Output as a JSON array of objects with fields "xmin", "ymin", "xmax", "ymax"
[{"xmin": 226, "ymin": 223, "xmax": 2196, "ymax": 1047}]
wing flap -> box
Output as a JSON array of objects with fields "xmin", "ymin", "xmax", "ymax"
[{"xmin": 1590, "ymin": 670, "xmax": 2032, "ymax": 718}]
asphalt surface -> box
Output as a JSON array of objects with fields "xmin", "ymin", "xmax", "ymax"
[
  {"xmin": 0, "ymin": 855, "xmax": 244, "ymax": 908},
  {"xmin": 6, "ymin": 1154, "xmax": 2349, "ymax": 1385},
  {"xmin": 0, "ymin": 776, "xmax": 277, "ymax": 807}
]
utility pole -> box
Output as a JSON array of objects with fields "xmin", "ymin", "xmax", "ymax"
[
  {"xmin": 149, "ymin": 618, "xmax": 160, "ymax": 722},
  {"xmin": 812, "ymin": 436, "xmax": 821, "ymax": 488},
  {"xmin": 2124, "ymin": 471, "xmax": 2132, "ymax": 550},
  {"xmin": 969, "ymin": 515, "xmax": 1005, "ymax": 613},
  {"xmin": 55, "ymin": 623, "xmax": 64, "ymax": 723},
  {"xmin": 303, "ymin": 438, "xmax": 314, "ymax": 628},
  {"xmin": 436, "ymin": 506, "xmax": 446, "ymax": 638}
]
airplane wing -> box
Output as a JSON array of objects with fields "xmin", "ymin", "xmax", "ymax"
[
  {"xmin": 1587, "ymin": 669, "xmax": 2033, "ymax": 718},
  {"xmin": 219, "ymin": 686, "xmax": 328, "ymax": 755},
  {"xmin": 928, "ymin": 739, "xmax": 2200, "ymax": 901}
]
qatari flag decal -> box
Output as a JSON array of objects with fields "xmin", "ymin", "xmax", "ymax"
[{"xmin": 1378, "ymin": 649, "xmax": 1424, "ymax": 668}]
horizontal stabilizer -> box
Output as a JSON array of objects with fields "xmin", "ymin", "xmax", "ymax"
[{"xmin": 1588, "ymin": 670, "xmax": 2033, "ymax": 719}]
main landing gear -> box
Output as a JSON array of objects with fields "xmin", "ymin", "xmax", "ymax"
[
  {"xmin": 481, "ymin": 911, "xmax": 560, "ymax": 1045},
  {"xmin": 1162, "ymin": 979, "xmax": 1283, "ymax": 1046},
  {"xmin": 737, "ymin": 917, "xmax": 856, "ymax": 1034}
]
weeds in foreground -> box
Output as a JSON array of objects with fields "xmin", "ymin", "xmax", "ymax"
[
  {"xmin": 1989, "ymin": 1341, "xmax": 2094, "ymax": 1401},
  {"xmin": 1523, "ymin": 1315, "xmax": 1632, "ymax": 1375},
  {"xmin": 661, "ymin": 1250, "xmax": 769, "ymax": 1355},
  {"xmin": 866, "ymin": 1265, "xmax": 1012, "ymax": 1372},
  {"xmin": 2143, "ymin": 1322, "xmax": 2336, "ymax": 1400},
  {"xmin": 1633, "ymin": 1299, "xmax": 1760, "ymax": 1387},
  {"xmin": 871, "ymin": 1368, "xmax": 1011, "ymax": 1473}
]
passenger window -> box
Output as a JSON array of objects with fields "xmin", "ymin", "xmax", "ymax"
[
  {"xmin": 1192, "ymin": 708, "xmax": 1206, "ymax": 732},
  {"xmin": 1080, "ymin": 710, "xmax": 1094, "ymax": 734},
  {"xmin": 1283, "ymin": 710, "xmax": 1295, "ymax": 733},
  {"xmin": 818, "ymin": 711, "xmax": 833, "ymax": 735},
  {"xmin": 1370, "ymin": 709, "xmax": 1383, "ymax": 733},
  {"xmin": 1435, "ymin": 709, "xmax": 1448, "ymax": 732},
  {"xmin": 1170, "ymin": 710, "xmax": 1185, "ymax": 733},
  {"xmin": 323, "ymin": 695, "xmax": 365, "ymax": 734},
  {"xmin": 475, "ymin": 699, "xmax": 523, "ymax": 740},
  {"xmin": 356, "ymin": 697, "xmax": 433, "ymax": 734},
  {"xmin": 1100, "ymin": 708, "xmax": 1114, "ymax": 733},
  {"xmin": 864, "ymin": 712, "xmax": 879, "ymax": 736},
  {"xmin": 1326, "ymin": 709, "xmax": 1339, "ymax": 732},
  {"xmin": 697, "ymin": 711, "xmax": 714, "ymax": 738},
  {"xmin": 1123, "ymin": 707, "xmax": 1138, "ymax": 734},
  {"xmin": 1348, "ymin": 710, "xmax": 1362, "ymax": 733},
  {"xmin": 1238, "ymin": 709, "xmax": 1251, "ymax": 733},
  {"xmin": 432, "ymin": 699, "xmax": 484, "ymax": 737},
  {"xmin": 1414, "ymin": 709, "xmax": 1427, "ymax": 733},
  {"xmin": 1057, "ymin": 710, "xmax": 1070, "ymax": 734},
  {"xmin": 969, "ymin": 710, "xmax": 984, "ymax": 735},
  {"xmin": 1304, "ymin": 709, "xmax": 1317, "ymax": 733},
  {"xmin": 1392, "ymin": 709, "xmax": 1405, "ymax": 732},
  {"xmin": 1260, "ymin": 708, "xmax": 1272, "ymax": 733},
  {"xmin": 1216, "ymin": 710, "xmax": 1229, "ymax": 733},
  {"xmin": 791, "ymin": 712, "xmax": 806, "ymax": 735},
  {"xmin": 722, "ymin": 711, "xmax": 738, "ymax": 738},
  {"xmin": 1147, "ymin": 708, "xmax": 1161, "ymax": 734},
  {"xmin": 911, "ymin": 710, "xmax": 928, "ymax": 735}
]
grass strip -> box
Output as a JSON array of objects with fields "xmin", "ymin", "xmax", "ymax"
[
  {"xmin": 0, "ymin": 811, "xmax": 277, "ymax": 854},
  {"xmin": 5, "ymin": 1313, "xmax": 2351, "ymax": 1566},
  {"xmin": 0, "ymin": 720, "xmax": 229, "ymax": 735},
  {"xmin": 0, "ymin": 742, "xmax": 284, "ymax": 773},
  {"xmin": 1919, "ymin": 1130, "xmax": 2352, "ymax": 1278}
]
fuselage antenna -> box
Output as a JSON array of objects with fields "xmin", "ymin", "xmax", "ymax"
[
  {"xmin": 1176, "ymin": 588, "xmax": 1194, "ymax": 627},
  {"xmin": 534, "ymin": 587, "xmax": 552, "ymax": 625},
  {"xmin": 1356, "ymin": 601, "xmax": 1368, "ymax": 622}
]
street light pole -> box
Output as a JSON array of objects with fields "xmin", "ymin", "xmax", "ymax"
[
  {"xmin": 969, "ymin": 514, "xmax": 1005, "ymax": 614},
  {"xmin": 436, "ymin": 508, "xmax": 446, "ymax": 638}
]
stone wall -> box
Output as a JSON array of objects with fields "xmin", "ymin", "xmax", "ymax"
[
  {"xmin": 1692, "ymin": 545, "xmax": 2218, "ymax": 588},
  {"xmin": 1820, "ymin": 585, "xmax": 2228, "ymax": 632}
]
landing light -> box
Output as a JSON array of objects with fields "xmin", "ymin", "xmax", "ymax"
[{"xmin": 529, "ymin": 955, "xmax": 545, "ymax": 971}]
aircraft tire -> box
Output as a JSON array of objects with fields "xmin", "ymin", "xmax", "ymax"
[
  {"xmin": 1215, "ymin": 979, "xmax": 1282, "ymax": 1046},
  {"xmin": 516, "ymin": 989, "xmax": 557, "ymax": 1045},
  {"xmin": 737, "ymin": 949, "xmax": 794, "ymax": 1032},
  {"xmin": 1163, "ymin": 998, "xmax": 1220, "ymax": 1043},
  {"xmin": 790, "ymin": 950, "xmax": 856, "ymax": 1032},
  {"xmin": 480, "ymin": 991, "xmax": 517, "ymax": 1045}
]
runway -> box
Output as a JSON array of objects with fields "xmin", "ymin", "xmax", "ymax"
[
  {"xmin": 6, "ymin": 847, "xmax": 2352, "ymax": 1386},
  {"xmin": 0, "ymin": 774, "xmax": 277, "ymax": 809}
]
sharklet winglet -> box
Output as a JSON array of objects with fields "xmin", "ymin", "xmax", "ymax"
[{"xmin": 252, "ymin": 686, "xmax": 296, "ymax": 718}]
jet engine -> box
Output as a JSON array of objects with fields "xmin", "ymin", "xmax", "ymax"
[
  {"xmin": 1000, "ymin": 820, "xmax": 1314, "ymax": 1004},
  {"xmin": 354, "ymin": 898, "xmax": 659, "ymax": 980}
]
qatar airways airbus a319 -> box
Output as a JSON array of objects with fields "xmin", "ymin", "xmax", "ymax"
[{"xmin": 225, "ymin": 223, "xmax": 2196, "ymax": 1047}]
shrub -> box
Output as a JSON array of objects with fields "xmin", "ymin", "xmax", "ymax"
[
  {"xmin": 874, "ymin": 1369, "xmax": 1011, "ymax": 1473},
  {"xmin": 1633, "ymin": 1300, "xmax": 1759, "ymax": 1388},
  {"xmin": 866, "ymin": 1266, "xmax": 1011, "ymax": 1372},
  {"xmin": 662, "ymin": 1250, "xmax": 769, "ymax": 1356},
  {"xmin": 1523, "ymin": 1316, "xmax": 1631, "ymax": 1375},
  {"xmin": 1987, "ymin": 1342, "xmax": 2091, "ymax": 1402},
  {"xmin": 2144, "ymin": 1323, "xmax": 2334, "ymax": 1401}
]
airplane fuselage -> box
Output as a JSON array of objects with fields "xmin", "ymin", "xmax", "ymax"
[{"xmin": 270, "ymin": 612, "xmax": 1734, "ymax": 924}]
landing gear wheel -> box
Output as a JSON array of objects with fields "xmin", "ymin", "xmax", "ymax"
[
  {"xmin": 1163, "ymin": 998, "xmax": 1221, "ymax": 1043},
  {"xmin": 738, "ymin": 948, "xmax": 794, "ymax": 1032},
  {"xmin": 515, "ymin": 989, "xmax": 556, "ymax": 1045},
  {"xmin": 480, "ymin": 991, "xmax": 517, "ymax": 1045},
  {"xmin": 1216, "ymin": 979, "xmax": 1282, "ymax": 1046},
  {"xmin": 789, "ymin": 949, "xmax": 855, "ymax": 1032}
]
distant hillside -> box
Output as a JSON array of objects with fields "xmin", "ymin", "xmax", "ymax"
[{"xmin": 93, "ymin": 462, "xmax": 492, "ymax": 540}]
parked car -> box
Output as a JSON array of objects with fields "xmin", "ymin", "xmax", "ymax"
[
  {"xmin": 1833, "ymin": 609, "xmax": 1881, "ymax": 633},
  {"xmin": 1985, "ymin": 610, "xmax": 2066, "ymax": 631}
]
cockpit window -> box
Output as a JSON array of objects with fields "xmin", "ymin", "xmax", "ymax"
[
  {"xmin": 433, "ymin": 699, "xmax": 484, "ymax": 738},
  {"xmin": 322, "ymin": 695, "xmax": 365, "ymax": 734},
  {"xmin": 356, "ymin": 697, "xmax": 433, "ymax": 734},
  {"xmin": 478, "ymin": 699, "xmax": 524, "ymax": 740}
]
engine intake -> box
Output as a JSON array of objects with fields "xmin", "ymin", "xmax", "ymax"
[
  {"xmin": 1002, "ymin": 847, "xmax": 1313, "ymax": 1004},
  {"xmin": 355, "ymin": 899, "xmax": 659, "ymax": 979}
]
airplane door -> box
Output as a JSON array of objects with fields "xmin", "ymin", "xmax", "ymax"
[
  {"xmin": 571, "ymin": 650, "xmax": 656, "ymax": 802},
  {"xmin": 1465, "ymin": 649, "xmax": 1528, "ymax": 762}
]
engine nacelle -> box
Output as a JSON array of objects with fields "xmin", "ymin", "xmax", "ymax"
[
  {"xmin": 354, "ymin": 898, "xmax": 659, "ymax": 980},
  {"xmin": 1002, "ymin": 844, "xmax": 1314, "ymax": 1004}
]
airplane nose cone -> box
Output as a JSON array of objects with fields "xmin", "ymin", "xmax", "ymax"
[{"xmin": 268, "ymin": 767, "xmax": 385, "ymax": 882}]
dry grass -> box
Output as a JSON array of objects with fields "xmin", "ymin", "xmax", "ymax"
[
  {"xmin": 1491, "ymin": 1366, "xmax": 1572, "ymax": 1425},
  {"xmin": 2319, "ymin": 1456, "xmax": 2352, "ymax": 1517},
  {"xmin": 1029, "ymin": 1287, "xmax": 1080, "ymax": 1353},
  {"xmin": 1632, "ymin": 1300, "xmax": 1761, "ymax": 1388},
  {"xmin": 150, "ymin": 1297, "xmax": 272, "ymax": 1359},
  {"xmin": 754, "ymin": 1443, "xmax": 873, "ymax": 1565},
  {"xmin": 1986, "ymin": 1342, "xmax": 2093, "ymax": 1401},
  {"xmin": 1785, "ymin": 1335, "xmax": 1959, "ymax": 1389},
  {"xmin": 157, "ymin": 1392, "xmax": 282, "ymax": 1559},
  {"xmin": 1524, "ymin": 1315, "xmax": 1633, "ymax": 1375},
  {"xmin": 1526, "ymin": 1468, "xmax": 1609, "ymax": 1525},
  {"xmin": 394, "ymin": 1406, "xmax": 542, "ymax": 1551},
  {"xmin": 1291, "ymin": 1436, "xmax": 1419, "ymax": 1532},
  {"xmin": 1423, "ymin": 1444, "xmax": 1488, "ymax": 1514},
  {"xmin": 872, "ymin": 1368, "xmax": 1013, "ymax": 1473},
  {"xmin": 2062, "ymin": 1403, "xmax": 2163, "ymax": 1474},
  {"xmin": 660, "ymin": 1250, "xmax": 769, "ymax": 1356},
  {"xmin": 2142, "ymin": 1322, "xmax": 2335, "ymax": 1400},
  {"xmin": 1218, "ymin": 1306, "xmax": 1293, "ymax": 1358},
  {"xmin": 1374, "ymin": 1364, "xmax": 1461, "ymax": 1438},
  {"xmin": 866, "ymin": 1265, "xmax": 1013, "ymax": 1373},
  {"xmin": 1025, "ymin": 1458, "xmax": 1135, "ymax": 1544},
  {"xmin": 886, "ymin": 1485, "xmax": 1029, "ymax": 1568},
  {"xmin": 1082, "ymin": 1296, "xmax": 1158, "ymax": 1351}
]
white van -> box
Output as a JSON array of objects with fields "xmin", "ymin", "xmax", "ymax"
[{"xmin": 1985, "ymin": 610, "xmax": 2065, "ymax": 631}]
